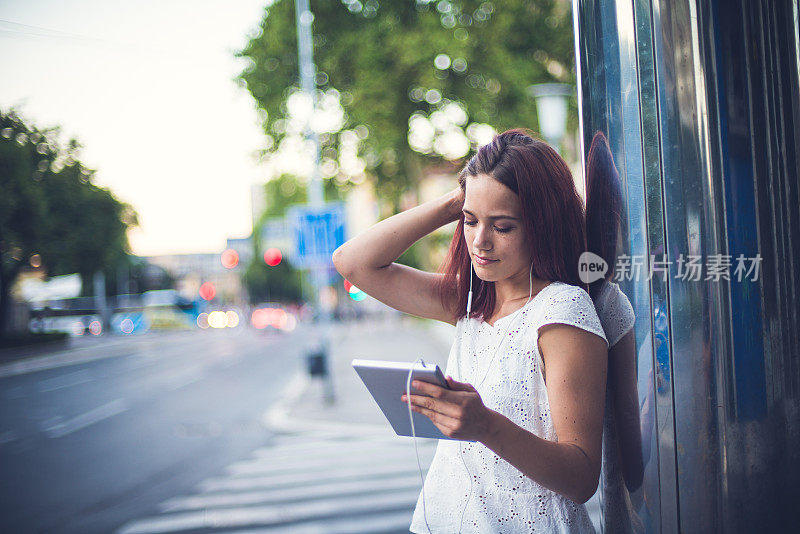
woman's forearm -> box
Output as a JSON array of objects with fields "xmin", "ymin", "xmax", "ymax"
[
  {"xmin": 332, "ymin": 188, "xmax": 463, "ymax": 276},
  {"xmin": 481, "ymin": 410, "xmax": 599, "ymax": 504}
]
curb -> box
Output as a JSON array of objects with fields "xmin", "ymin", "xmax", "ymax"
[{"xmin": 261, "ymin": 370, "xmax": 391, "ymax": 436}]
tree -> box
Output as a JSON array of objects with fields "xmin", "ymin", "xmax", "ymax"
[
  {"xmin": 242, "ymin": 174, "xmax": 342, "ymax": 304},
  {"xmin": 0, "ymin": 109, "xmax": 137, "ymax": 335},
  {"xmin": 237, "ymin": 0, "xmax": 575, "ymax": 208}
]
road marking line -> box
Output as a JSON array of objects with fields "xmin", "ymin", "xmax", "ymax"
[
  {"xmin": 37, "ymin": 369, "xmax": 92, "ymax": 392},
  {"xmin": 42, "ymin": 398, "xmax": 128, "ymax": 438},
  {"xmin": 0, "ymin": 430, "xmax": 18, "ymax": 444},
  {"xmin": 160, "ymin": 474, "xmax": 423, "ymax": 512},
  {"xmin": 200, "ymin": 463, "xmax": 427, "ymax": 492},
  {"xmin": 227, "ymin": 446, "xmax": 434, "ymax": 476},
  {"xmin": 219, "ymin": 510, "xmax": 414, "ymax": 534}
]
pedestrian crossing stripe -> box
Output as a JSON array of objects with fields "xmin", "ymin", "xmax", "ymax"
[{"xmin": 117, "ymin": 431, "xmax": 436, "ymax": 534}]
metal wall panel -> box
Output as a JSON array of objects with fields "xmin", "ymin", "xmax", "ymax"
[
  {"xmin": 573, "ymin": 1, "xmax": 668, "ymax": 531},
  {"xmin": 575, "ymin": 0, "xmax": 800, "ymax": 531}
]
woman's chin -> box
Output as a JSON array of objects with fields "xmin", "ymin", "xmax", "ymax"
[{"xmin": 474, "ymin": 271, "xmax": 499, "ymax": 282}]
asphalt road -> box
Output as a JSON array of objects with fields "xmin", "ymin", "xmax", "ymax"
[{"xmin": 0, "ymin": 326, "xmax": 313, "ymax": 534}]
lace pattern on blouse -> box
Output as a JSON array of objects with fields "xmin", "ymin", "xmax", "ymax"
[{"xmin": 410, "ymin": 282, "xmax": 607, "ymax": 533}]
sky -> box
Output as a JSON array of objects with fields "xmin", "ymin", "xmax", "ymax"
[{"xmin": 0, "ymin": 0, "xmax": 271, "ymax": 256}]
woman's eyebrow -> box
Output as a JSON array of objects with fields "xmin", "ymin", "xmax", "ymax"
[{"xmin": 462, "ymin": 208, "xmax": 519, "ymax": 221}]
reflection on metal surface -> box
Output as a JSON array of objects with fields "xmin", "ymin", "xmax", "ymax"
[
  {"xmin": 575, "ymin": 0, "xmax": 800, "ymax": 531},
  {"xmin": 574, "ymin": 0, "xmax": 665, "ymax": 531}
]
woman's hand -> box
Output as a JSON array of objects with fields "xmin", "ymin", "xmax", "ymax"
[
  {"xmin": 401, "ymin": 376, "xmax": 496, "ymax": 441},
  {"xmin": 444, "ymin": 186, "xmax": 466, "ymax": 223}
]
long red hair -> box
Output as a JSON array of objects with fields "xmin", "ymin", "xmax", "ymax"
[{"xmin": 436, "ymin": 129, "xmax": 588, "ymax": 321}]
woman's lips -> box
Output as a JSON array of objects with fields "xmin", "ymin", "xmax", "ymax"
[{"xmin": 474, "ymin": 255, "xmax": 498, "ymax": 266}]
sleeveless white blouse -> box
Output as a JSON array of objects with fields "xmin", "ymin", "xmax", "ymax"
[{"xmin": 410, "ymin": 281, "xmax": 608, "ymax": 533}]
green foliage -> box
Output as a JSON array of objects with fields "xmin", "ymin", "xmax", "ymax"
[
  {"xmin": 262, "ymin": 174, "xmax": 309, "ymax": 219},
  {"xmin": 246, "ymin": 174, "xmax": 336, "ymax": 304},
  {"xmin": 259, "ymin": 173, "xmax": 342, "ymax": 221},
  {"xmin": 238, "ymin": 0, "xmax": 576, "ymax": 207},
  {"xmin": 242, "ymin": 255, "xmax": 304, "ymax": 304},
  {"xmin": 0, "ymin": 108, "xmax": 137, "ymax": 332}
]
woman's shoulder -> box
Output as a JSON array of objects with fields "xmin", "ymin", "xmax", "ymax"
[
  {"xmin": 535, "ymin": 281, "xmax": 608, "ymax": 343},
  {"xmin": 542, "ymin": 281, "xmax": 593, "ymax": 302}
]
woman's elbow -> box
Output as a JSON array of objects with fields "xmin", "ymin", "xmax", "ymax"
[
  {"xmin": 573, "ymin": 474, "xmax": 600, "ymax": 504},
  {"xmin": 331, "ymin": 245, "xmax": 351, "ymax": 278}
]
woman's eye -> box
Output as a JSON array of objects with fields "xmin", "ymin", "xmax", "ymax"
[
  {"xmin": 464, "ymin": 219, "xmax": 477, "ymax": 226},
  {"xmin": 494, "ymin": 227, "xmax": 513, "ymax": 233}
]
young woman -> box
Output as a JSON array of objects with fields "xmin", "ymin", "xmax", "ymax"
[{"xmin": 332, "ymin": 129, "xmax": 608, "ymax": 532}]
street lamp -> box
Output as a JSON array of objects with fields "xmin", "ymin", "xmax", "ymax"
[{"xmin": 528, "ymin": 83, "xmax": 573, "ymax": 153}]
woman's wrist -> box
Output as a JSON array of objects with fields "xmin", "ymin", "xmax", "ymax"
[{"xmin": 478, "ymin": 408, "xmax": 510, "ymax": 450}]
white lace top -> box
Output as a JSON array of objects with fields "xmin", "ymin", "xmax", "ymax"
[{"xmin": 410, "ymin": 281, "xmax": 608, "ymax": 533}]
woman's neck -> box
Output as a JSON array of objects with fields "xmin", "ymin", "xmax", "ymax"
[{"xmin": 494, "ymin": 273, "xmax": 549, "ymax": 308}]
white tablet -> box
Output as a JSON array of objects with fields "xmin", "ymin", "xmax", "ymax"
[{"xmin": 352, "ymin": 359, "xmax": 469, "ymax": 441}]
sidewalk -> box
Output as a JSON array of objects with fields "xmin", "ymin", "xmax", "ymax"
[
  {"xmin": 264, "ymin": 315, "xmax": 602, "ymax": 530},
  {"xmin": 263, "ymin": 315, "xmax": 455, "ymax": 436}
]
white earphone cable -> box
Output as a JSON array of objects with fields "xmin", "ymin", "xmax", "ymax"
[
  {"xmin": 408, "ymin": 358, "xmax": 432, "ymax": 533},
  {"xmin": 410, "ymin": 262, "xmax": 534, "ymax": 533},
  {"xmin": 457, "ymin": 262, "xmax": 534, "ymax": 531}
]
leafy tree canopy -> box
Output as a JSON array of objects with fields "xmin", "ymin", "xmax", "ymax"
[
  {"xmin": 0, "ymin": 108, "xmax": 137, "ymax": 332},
  {"xmin": 238, "ymin": 0, "xmax": 575, "ymax": 207}
]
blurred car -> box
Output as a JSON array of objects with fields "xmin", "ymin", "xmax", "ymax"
[{"xmin": 250, "ymin": 302, "xmax": 297, "ymax": 333}]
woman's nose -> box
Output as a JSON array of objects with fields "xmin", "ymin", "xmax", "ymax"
[{"xmin": 473, "ymin": 224, "xmax": 492, "ymax": 251}]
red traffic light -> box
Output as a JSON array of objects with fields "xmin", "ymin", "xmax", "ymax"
[
  {"xmin": 264, "ymin": 248, "xmax": 282, "ymax": 267},
  {"xmin": 199, "ymin": 282, "xmax": 216, "ymax": 301},
  {"xmin": 221, "ymin": 249, "xmax": 239, "ymax": 269}
]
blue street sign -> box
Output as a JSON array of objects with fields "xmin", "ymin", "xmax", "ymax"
[{"xmin": 288, "ymin": 203, "xmax": 347, "ymax": 268}]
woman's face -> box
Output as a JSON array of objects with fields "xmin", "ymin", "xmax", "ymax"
[{"xmin": 462, "ymin": 173, "xmax": 531, "ymax": 283}]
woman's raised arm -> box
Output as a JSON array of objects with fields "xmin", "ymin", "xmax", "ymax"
[{"xmin": 332, "ymin": 187, "xmax": 464, "ymax": 325}]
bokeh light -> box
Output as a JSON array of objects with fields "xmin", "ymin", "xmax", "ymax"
[
  {"xmin": 221, "ymin": 249, "xmax": 239, "ymax": 269},
  {"xmin": 89, "ymin": 320, "xmax": 102, "ymax": 336},
  {"xmin": 250, "ymin": 306, "xmax": 294, "ymax": 331},
  {"xmin": 264, "ymin": 248, "xmax": 282, "ymax": 266},
  {"xmin": 347, "ymin": 283, "xmax": 367, "ymax": 301},
  {"xmin": 225, "ymin": 310, "xmax": 240, "ymax": 328},
  {"xmin": 251, "ymin": 308, "xmax": 269, "ymax": 329},
  {"xmin": 120, "ymin": 318, "xmax": 134, "ymax": 334},
  {"xmin": 208, "ymin": 311, "xmax": 228, "ymax": 329},
  {"xmin": 199, "ymin": 282, "xmax": 216, "ymax": 301},
  {"xmin": 434, "ymin": 53, "xmax": 451, "ymax": 70},
  {"xmin": 196, "ymin": 313, "xmax": 210, "ymax": 329}
]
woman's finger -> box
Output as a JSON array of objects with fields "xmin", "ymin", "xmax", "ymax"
[
  {"xmin": 410, "ymin": 380, "xmax": 448, "ymax": 398},
  {"xmin": 402, "ymin": 394, "xmax": 462, "ymax": 419},
  {"xmin": 445, "ymin": 376, "xmax": 477, "ymax": 392},
  {"xmin": 410, "ymin": 403, "xmax": 457, "ymax": 434}
]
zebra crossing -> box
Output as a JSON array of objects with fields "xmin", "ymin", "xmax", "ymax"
[{"xmin": 116, "ymin": 430, "xmax": 437, "ymax": 534}]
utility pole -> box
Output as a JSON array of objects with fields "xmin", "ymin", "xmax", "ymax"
[{"xmin": 295, "ymin": 0, "xmax": 334, "ymax": 403}]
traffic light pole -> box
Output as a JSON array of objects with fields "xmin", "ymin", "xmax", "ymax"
[{"xmin": 295, "ymin": 0, "xmax": 334, "ymax": 403}]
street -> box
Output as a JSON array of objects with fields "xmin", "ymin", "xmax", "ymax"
[
  {"xmin": 0, "ymin": 327, "xmax": 310, "ymax": 533},
  {"xmin": 0, "ymin": 316, "xmax": 451, "ymax": 534}
]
